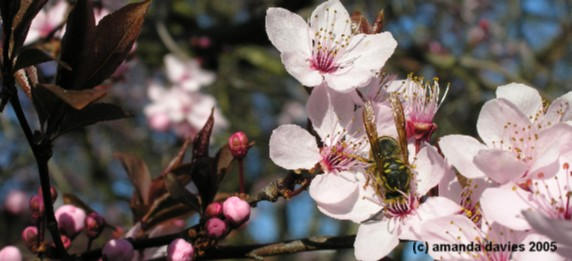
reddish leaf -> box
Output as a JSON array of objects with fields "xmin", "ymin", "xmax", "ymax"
[
  {"xmin": 57, "ymin": 0, "xmax": 96, "ymax": 90},
  {"xmin": 63, "ymin": 193, "xmax": 95, "ymax": 214},
  {"xmin": 192, "ymin": 108, "xmax": 214, "ymax": 160},
  {"xmin": 161, "ymin": 136, "xmax": 193, "ymax": 177},
  {"xmin": 114, "ymin": 153, "xmax": 151, "ymax": 206},
  {"xmin": 14, "ymin": 47, "xmax": 71, "ymax": 71},
  {"xmin": 11, "ymin": 0, "xmax": 48, "ymax": 56},
  {"xmin": 164, "ymin": 173, "xmax": 201, "ymax": 213},
  {"xmin": 57, "ymin": 102, "xmax": 131, "ymax": 137},
  {"xmin": 40, "ymin": 84, "xmax": 108, "ymax": 110},
  {"xmin": 214, "ymin": 144, "xmax": 235, "ymax": 184},
  {"xmin": 80, "ymin": 0, "xmax": 151, "ymax": 89}
]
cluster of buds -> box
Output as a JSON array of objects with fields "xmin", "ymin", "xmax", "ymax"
[
  {"xmin": 204, "ymin": 196, "xmax": 251, "ymax": 239},
  {"xmin": 29, "ymin": 186, "xmax": 58, "ymax": 222}
]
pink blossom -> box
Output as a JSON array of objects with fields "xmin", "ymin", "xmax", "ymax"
[
  {"xmin": 265, "ymin": 0, "xmax": 397, "ymax": 92},
  {"xmin": 269, "ymin": 84, "xmax": 375, "ymax": 222},
  {"xmin": 103, "ymin": 239, "xmax": 134, "ymax": 261},
  {"xmin": 144, "ymin": 83, "xmax": 227, "ymax": 137},
  {"xmin": 479, "ymin": 150, "xmax": 572, "ymax": 231},
  {"xmin": 167, "ymin": 238, "xmax": 194, "ymax": 261},
  {"xmin": 85, "ymin": 212, "xmax": 105, "ymax": 238},
  {"xmin": 55, "ymin": 204, "xmax": 86, "ymax": 237},
  {"xmin": 0, "ymin": 246, "xmax": 22, "ymax": 261},
  {"xmin": 418, "ymin": 214, "xmax": 563, "ymax": 261},
  {"xmin": 3, "ymin": 190, "xmax": 27, "ymax": 215},
  {"xmin": 387, "ymin": 77, "xmax": 448, "ymax": 143},
  {"xmin": 440, "ymin": 83, "xmax": 572, "ymax": 185},
  {"xmin": 222, "ymin": 196, "xmax": 251, "ymax": 225},
  {"xmin": 25, "ymin": 0, "xmax": 69, "ymax": 44},
  {"xmin": 164, "ymin": 54, "xmax": 215, "ymax": 91},
  {"xmin": 523, "ymin": 210, "xmax": 572, "ymax": 258}
]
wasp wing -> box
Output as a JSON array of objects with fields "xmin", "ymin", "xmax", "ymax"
[
  {"xmin": 362, "ymin": 101, "xmax": 382, "ymax": 159},
  {"xmin": 389, "ymin": 94, "xmax": 409, "ymax": 163}
]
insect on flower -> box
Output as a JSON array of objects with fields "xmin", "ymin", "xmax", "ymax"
[{"xmin": 361, "ymin": 94, "xmax": 413, "ymax": 206}]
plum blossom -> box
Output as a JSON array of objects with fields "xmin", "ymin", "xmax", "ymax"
[
  {"xmin": 25, "ymin": 0, "xmax": 69, "ymax": 44},
  {"xmin": 479, "ymin": 150, "xmax": 572, "ymax": 231},
  {"xmin": 387, "ymin": 76, "xmax": 448, "ymax": 144},
  {"xmin": 0, "ymin": 246, "xmax": 22, "ymax": 261},
  {"xmin": 164, "ymin": 54, "xmax": 215, "ymax": 92},
  {"xmin": 3, "ymin": 190, "xmax": 28, "ymax": 215},
  {"xmin": 55, "ymin": 204, "xmax": 87, "ymax": 237},
  {"xmin": 353, "ymin": 145, "xmax": 461, "ymax": 260},
  {"xmin": 269, "ymin": 84, "xmax": 375, "ymax": 222},
  {"xmin": 523, "ymin": 210, "xmax": 572, "ymax": 258},
  {"xmin": 144, "ymin": 83, "xmax": 227, "ymax": 137},
  {"xmin": 418, "ymin": 214, "xmax": 563, "ymax": 261},
  {"xmin": 265, "ymin": 0, "xmax": 397, "ymax": 92},
  {"xmin": 440, "ymin": 83, "xmax": 572, "ymax": 185}
]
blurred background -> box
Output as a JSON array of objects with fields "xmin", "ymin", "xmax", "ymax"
[{"xmin": 0, "ymin": 0, "xmax": 570, "ymax": 260}]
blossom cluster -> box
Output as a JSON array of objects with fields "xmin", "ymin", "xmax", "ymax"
[
  {"xmin": 265, "ymin": 0, "xmax": 572, "ymax": 260},
  {"xmin": 144, "ymin": 54, "xmax": 227, "ymax": 137}
]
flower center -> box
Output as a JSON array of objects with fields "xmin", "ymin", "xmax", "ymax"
[
  {"xmin": 309, "ymin": 8, "xmax": 353, "ymax": 74},
  {"xmin": 384, "ymin": 194, "xmax": 418, "ymax": 219}
]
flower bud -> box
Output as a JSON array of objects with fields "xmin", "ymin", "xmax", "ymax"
[
  {"xmin": 29, "ymin": 195, "xmax": 44, "ymax": 220},
  {"xmin": 4, "ymin": 190, "xmax": 27, "ymax": 216},
  {"xmin": 205, "ymin": 217, "xmax": 227, "ymax": 238},
  {"xmin": 21, "ymin": 226, "xmax": 39, "ymax": 251},
  {"xmin": 38, "ymin": 186, "xmax": 58, "ymax": 202},
  {"xmin": 0, "ymin": 246, "xmax": 22, "ymax": 261},
  {"xmin": 60, "ymin": 235, "xmax": 71, "ymax": 249},
  {"xmin": 167, "ymin": 238, "xmax": 194, "ymax": 261},
  {"xmin": 222, "ymin": 196, "xmax": 251, "ymax": 226},
  {"xmin": 228, "ymin": 131, "xmax": 249, "ymax": 159},
  {"xmin": 205, "ymin": 202, "xmax": 222, "ymax": 218},
  {"xmin": 55, "ymin": 204, "xmax": 86, "ymax": 237},
  {"xmin": 102, "ymin": 239, "xmax": 134, "ymax": 261},
  {"xmin": 85, "ymin": 212, "xmax": 106, "ymax": 238}
]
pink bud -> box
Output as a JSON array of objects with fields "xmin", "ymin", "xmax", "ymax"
[
  {"xmin": 228, "ymin": 131, "xmax": 249, "ymax": 159},
  {"xmin": 29, "ymin": 195, "xmax": 44, "ymax": 220},
  {"xmin": 205, "ymin": 218, "xmax": 227, "ymax": 238},
  {"xmin": 55, "ymin": 204, "xmax": 86, "ymax": 237},
  {"xmin": 0, "ymin": 246, "xmax": 22, "ymax": 261},
  {"xmin": 205, "ymin": 202, "xmax": 222, "ymax": 218},
  {"xmin": 167, "ymin": 238, "xmax": 194, "ymax": 261},
  {"xmin": 38, "ymin": 186, "xmax": 58, "ymax": 202},
  {"xmin": 102, "ymin": 239, "xmax": 134, "ymax": 261},
  {"xmin": 4, "ymin": 190, "xmax": 27, "ymax": 215},
  {"xmin": 222, "ymin": 196, "xmax": 250, "ymax": 226},
  {"xmin": 21, "ymin": 226, "xmax": 39, "ymax": 251},
  {"xmin": 60, "ymin": 235, "xmax": 71, "ymax": 249},
  {"xmin": 85, "ymin": 212, "xmax": 105, "ymax": 238}
]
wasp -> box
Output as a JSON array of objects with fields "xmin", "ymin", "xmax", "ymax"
[{"xmin": 361, "ymin": 94, "xmax": 413, "ymax": 204}]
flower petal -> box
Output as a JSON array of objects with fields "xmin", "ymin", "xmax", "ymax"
[
  {"xmin": 313, "ymin": 172, "xmax": 382, "ymax": 222},
  {"xmin": 265, "ymin": 8, "xmax": 311, "ymax": 55},
  {"xmin": 480, "ymin": 184, "xmax": 531, "ymax": 230},
  {"xmin": 325, "ymin": 33, "xmax": 397, "ymax": 92},
  {"xmin": 309, "ymin": 171, "xmax": 358, "ymax": 206},
  {"xmin": 474, "ymin": 149, "xmax": 528, "ymax": 184},
  {"xmin": 309, "ymin": 0, "xmax": 351, "ymax": 39},
  {"xmin": 354, "ymin": 220, "xmax": 399, "ymax": 261},
  {"xmin": 280, "ymin": 52, "xmax": 323, "ymax": 87},
  {"xmin": 414, "ymin": 145, "xmax": 449, "ymax": 196},
  {"xmin": 419, "ymin": 215, "xmax": 482, "ymax": 260},
  {"xmin": 523, "ymin": 210, "xmax": 572, "ymax": 246},
  {"xmin": 439, "ymin": 135, "xmax": 487, "ymax": 179},
  {"xmin": 495, "ymin": 83, "xmax": 542, "ymax": 120},
  {"xmin": 476, "ymin": 98, "xmax": 530, "ymax": 147},
  {"xmin": 269, "ymin": 124, "xmax": 321, "ymax": 170},
  {"xmin": 306, "ymin": 84, "xmax": 346, "ymax": 140},
  {"xmin": 404, "ymin": 197, "xmax": 461, "ymax": 240},
  {"xmin": 530, "ymin": 123, "xmax": 572, "ymax": 178}
]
